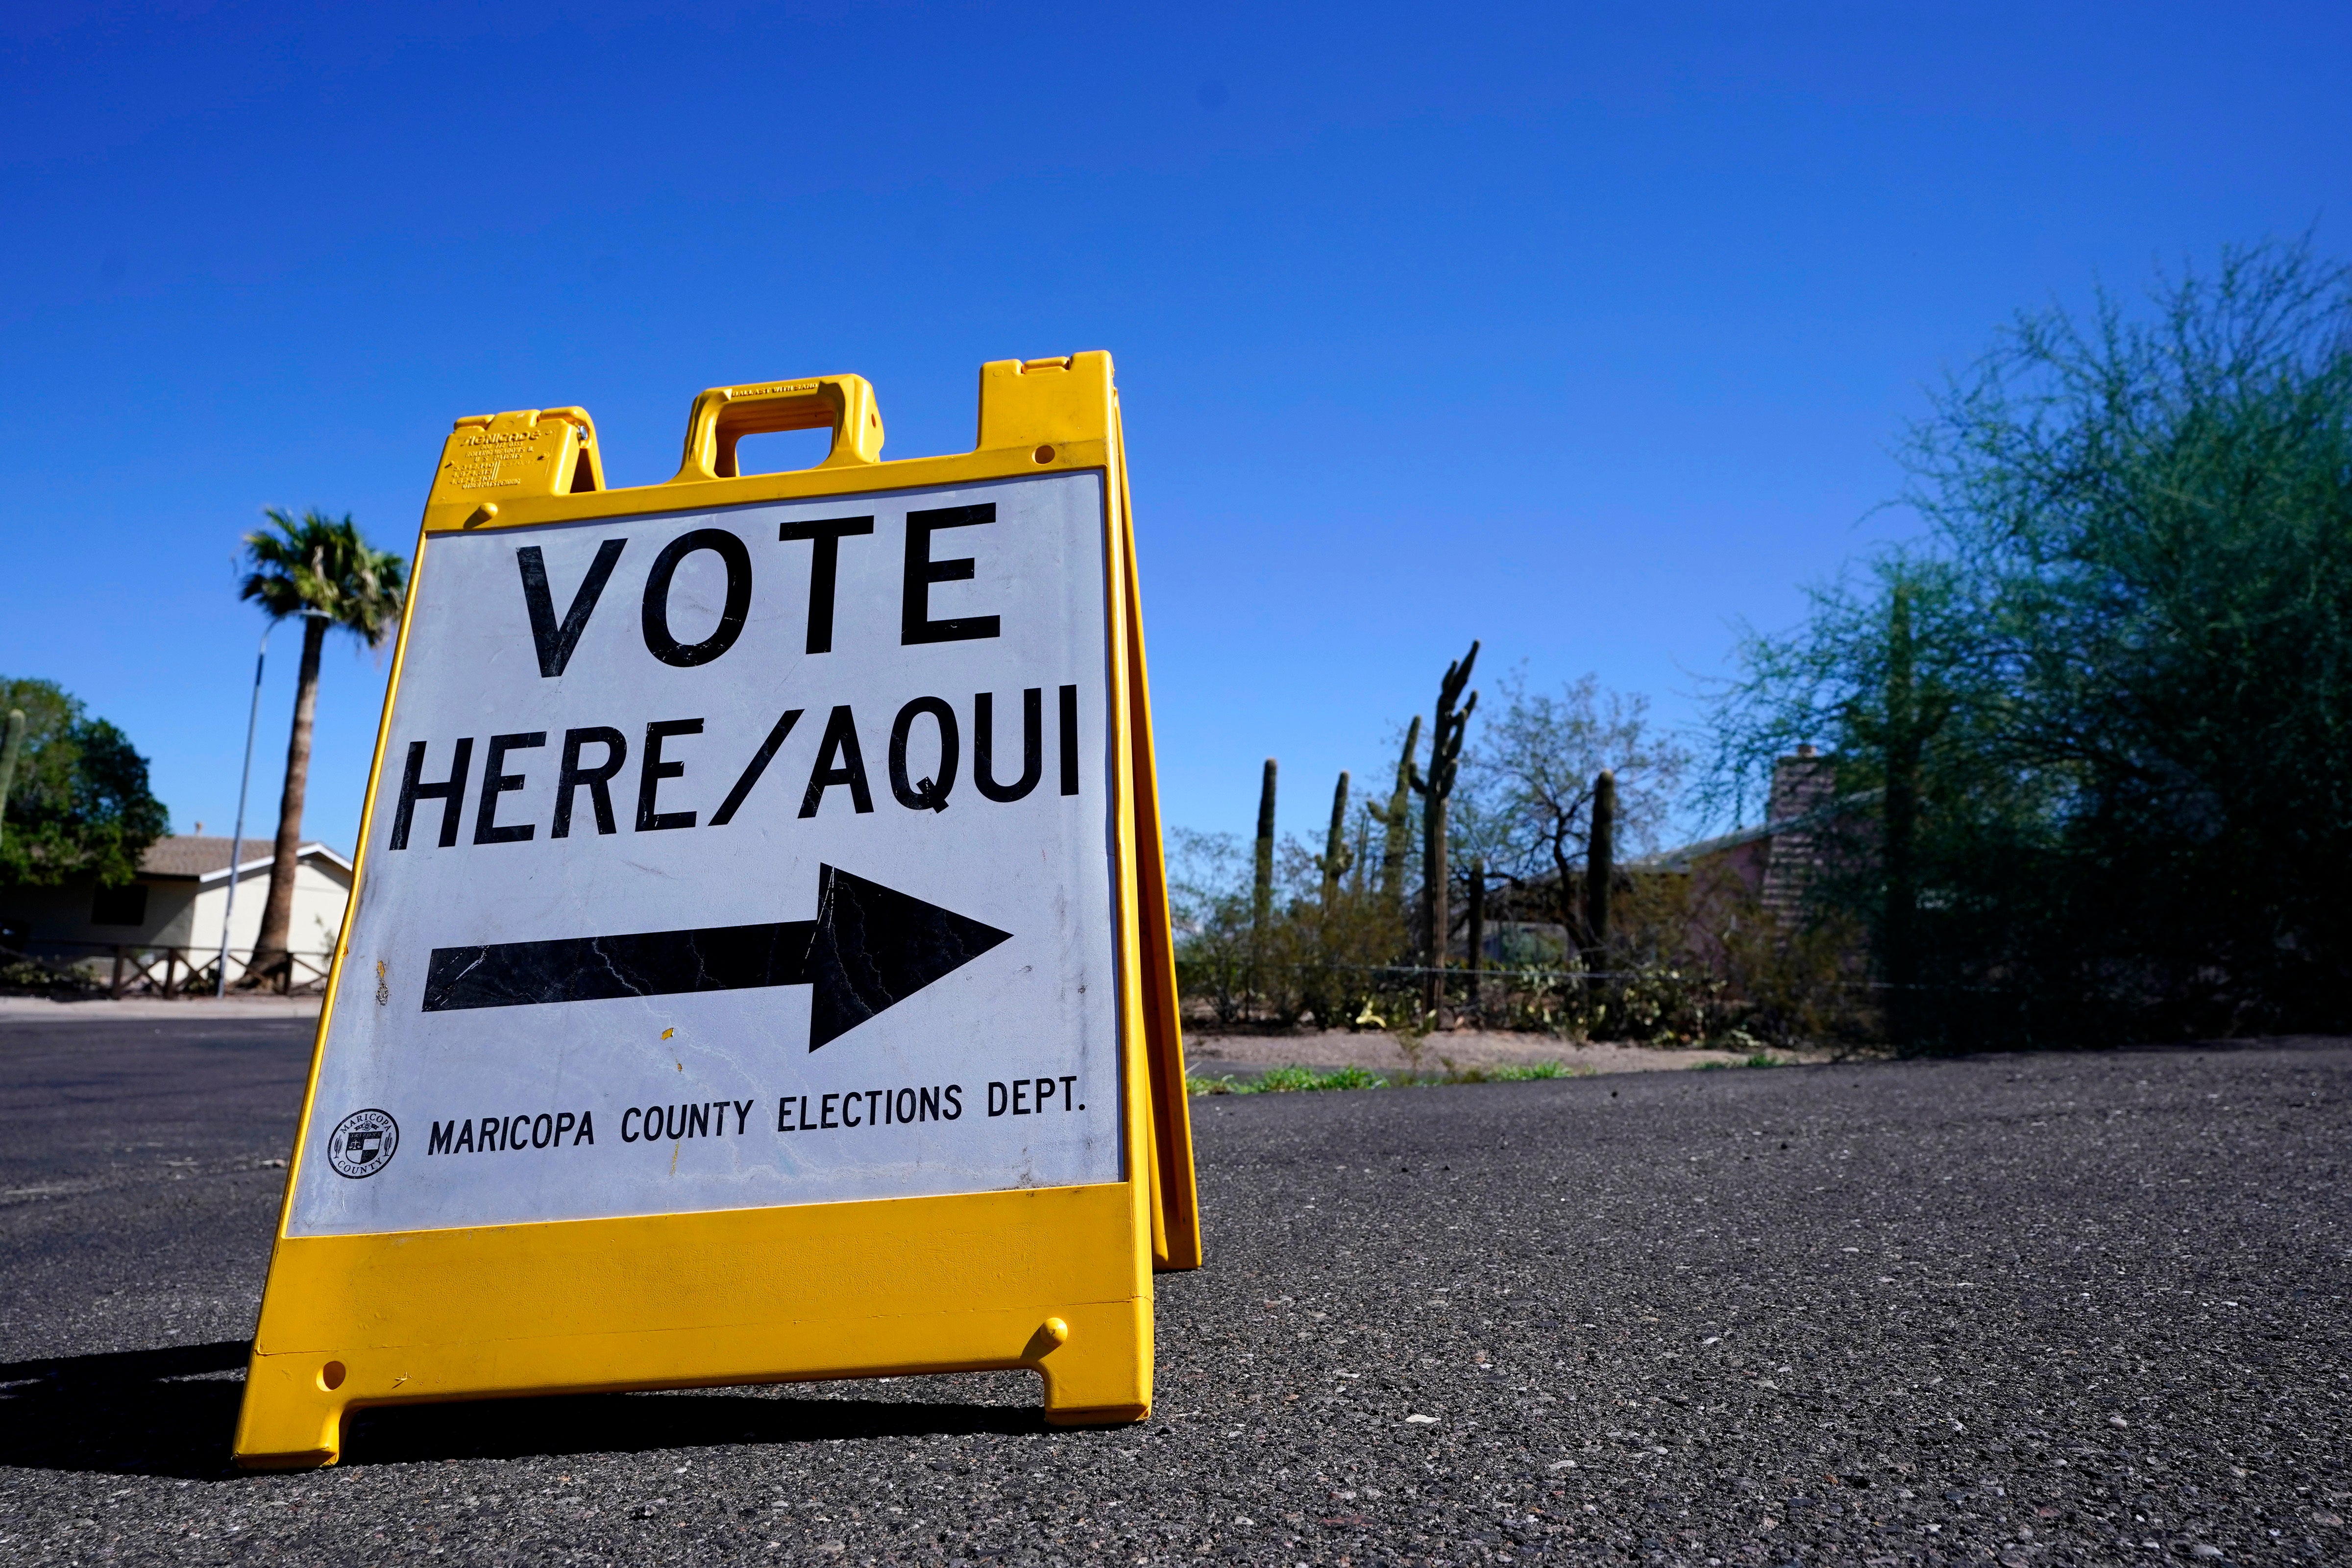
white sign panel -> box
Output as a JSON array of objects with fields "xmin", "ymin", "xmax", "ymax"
[{"xmin": 288, "ymin": 473, "xmax": 1123, "ymax": 1237}]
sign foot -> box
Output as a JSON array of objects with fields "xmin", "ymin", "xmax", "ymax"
[
  {"xmin": 1026, "ymin": 1299, "xmax": 1151, "ymax": 1427},
  {"xmin": 233, "ymin": 1351, "xmax": 350, "ymax": 1469}
]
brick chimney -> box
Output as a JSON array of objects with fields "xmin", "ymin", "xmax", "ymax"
[{"xmin": 1761, "ymin": 746, "xmax": 1837, "ymax": 922}]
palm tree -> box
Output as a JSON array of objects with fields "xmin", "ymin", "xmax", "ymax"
[{"xmin": 239, "ymin": 509, "xmax": 406, "ymax": 988}]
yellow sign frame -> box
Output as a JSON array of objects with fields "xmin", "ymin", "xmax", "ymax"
[{"xmin": 234, "ymin": 353, "xmax": 1200, "ymax": 1470}]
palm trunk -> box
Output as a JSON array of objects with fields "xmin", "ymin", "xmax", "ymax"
[{"xmin": 250, "ymin": 615, "xmax": 325, "ymax": 989}]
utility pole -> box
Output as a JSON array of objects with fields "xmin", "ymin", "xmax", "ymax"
[{"xmin": 216, "ymin": 628, "xmax": 271, "ymax": 996}]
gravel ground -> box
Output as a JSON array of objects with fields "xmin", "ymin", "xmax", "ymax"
[{"xmin": 1, "ymin": 1014, "xmax": 2346, "ymax": 1566}]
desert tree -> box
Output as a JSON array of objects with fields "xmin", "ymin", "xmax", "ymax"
[
  {"xmin": 1702, "ymin": 553, "xmax": 2019, "ymax": 1043},
  {"xmin": 0, "ymin": 677, "xmax": 169, "ymax": 890},
  {"xmin": 1708, "ymin": 238, "xmax": 2352, "ymax": 1043},
  {"xmin": 1457, "ymin": 667, "xmax": 1689, "ymax": 962}
]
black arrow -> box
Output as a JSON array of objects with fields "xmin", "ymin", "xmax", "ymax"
[{"xmin": 419, "ymin": 864, "xmax": 1011, "ymax": 1050}]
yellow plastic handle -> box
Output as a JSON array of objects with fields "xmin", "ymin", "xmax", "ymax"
[{"xmin": 671, "ymin": 374, "xmax": 885, "ymax": 482}]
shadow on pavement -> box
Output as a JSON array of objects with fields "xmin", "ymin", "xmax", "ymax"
[
  {"xmin": 0, "ymin": 1340, "xmax": 250, "ymax": 1480},
  {"xmin": 0, "ymin": 1339, "xmax": 1045, "ymax": 1478}
]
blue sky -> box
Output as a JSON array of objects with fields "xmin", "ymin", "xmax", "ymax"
[{"xmin": 2, "ymin": 1, "xmax": 2344, "ymax": 860}]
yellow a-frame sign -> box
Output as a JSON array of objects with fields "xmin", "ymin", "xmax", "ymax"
[{"xmin": 235, "ymin": 353, "xmax": 1200, "ymax": 1469}]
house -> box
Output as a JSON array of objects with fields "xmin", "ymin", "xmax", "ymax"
[
  {"xmin": 1626, "ymin": 746, "xmax": 1845, "ymax": 921},
  {"xmin": 0, "ymin": 835, "xmax": 353, "ymax": 988},
  {"xmin": 1466, "ymin": 751, "xmax": 1856, "ymax": 965}
]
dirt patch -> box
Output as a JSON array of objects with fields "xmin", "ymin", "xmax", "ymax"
[{"xmin": 1182, "ymin": 1027, "xmax": 1836, "ymax": 1078}]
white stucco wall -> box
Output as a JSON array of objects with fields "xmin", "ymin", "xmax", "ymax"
[
  {"xmin": 172, "ymin": 856, "xmax": 350, "ymax": 959},
  {"xmin": 0, "ymin": 849, "xmax": 350, "ymax": 973}
]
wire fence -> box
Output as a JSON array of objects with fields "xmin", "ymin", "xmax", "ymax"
[
  {"xmin": 1174, "ymin": 939, "xmax": 1908, "ymax": 1046},
  {"xmin": 1219, "ymin": 960, "xmax": 1673, "ymax": 982},
  {"xmin": 1182, "ymin": 955, "xmax": 1724, "ymax": 1036}
]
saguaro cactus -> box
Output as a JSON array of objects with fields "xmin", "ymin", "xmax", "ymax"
[
  {"xmin": 1320, "ymin": 770, "xmax": 1352, "ymax": 906},
  {"xmin": 1409, "ymin": 641, "xmax": 1479, "ymax": 1011},
  {"xmin": 1249, "ymin": 758, "xmax": 1277, "ymax": 1014},
  {"xmin": 1585, "ymin": 768, "xmax": 1616, "ymax": 959},
  {"xmin": 1375, "ymin": 717, "xmax": 1421, "ymax": 907},
  {"xmin": 1252, "ymin": 758, "xmax": 1278, "ymax": 936}
]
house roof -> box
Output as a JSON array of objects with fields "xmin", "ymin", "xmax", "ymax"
[
  {"xmin": 1624, "ymin": 785, "xmax": 1882, "ymax": 876},
  {"xmin": 1623, "ymin": 823, "xmax": 1777, "ymax": 875},
  {"xmin": 138, "ymin": 836, "xmax": 353, "ymax": 882}
]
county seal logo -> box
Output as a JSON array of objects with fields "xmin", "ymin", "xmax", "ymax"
[{"xmin": 327, "ymin": 1109, "xmax": 399, "ymax": 1178}]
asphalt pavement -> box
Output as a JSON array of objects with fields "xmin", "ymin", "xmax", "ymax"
[{"xmin": 1, "ymin": 1012, "xmax": 2346, "ymax": 1567}]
